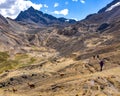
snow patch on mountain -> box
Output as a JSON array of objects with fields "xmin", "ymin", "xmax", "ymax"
[{"xmin": 106, "ymin": 2, "xmax": 120, "ymax": 11}]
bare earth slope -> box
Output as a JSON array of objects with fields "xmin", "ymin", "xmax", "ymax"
[{"xmin": 0, "ymin": 58, "xmax": 120, "ymax": 96}]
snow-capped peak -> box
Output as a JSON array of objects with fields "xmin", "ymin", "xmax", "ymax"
[{"xmin": 106, "ymin": 2, "xmax": 120, "ymax": 11}]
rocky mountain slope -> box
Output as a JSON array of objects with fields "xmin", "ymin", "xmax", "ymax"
[
  {"xmin": 0, "ymin": 0, "xmax": 120, "ymax": 96},
  {"xmin": 15, "ymin": 7, "xmax": 76, "ymax": 27},
  {"xmin": 98, "ymin": 0, "xmax": 120, "ymax": 13}
]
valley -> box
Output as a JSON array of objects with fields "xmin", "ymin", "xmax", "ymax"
[{"xmin": 0, "ymin": 0, "xmax": 120, "ymax": 96}]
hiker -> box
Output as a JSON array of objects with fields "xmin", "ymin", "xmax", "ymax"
[{"xmin": 99, "ymin": 60, "xmax": 104, "ymax": 71}]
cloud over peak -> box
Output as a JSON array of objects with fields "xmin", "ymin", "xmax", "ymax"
[
  {"xmin": 0, "ymin": 0, "xmax": 43, "ymax": 19},
  {"xmin": 53, "ymin": 9, "xmax": 69, "ymax": 16}
]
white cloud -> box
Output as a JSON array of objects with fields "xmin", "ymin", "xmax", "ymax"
[
  {"xmin": 0, "ymin": 0, "xmax": 6, "ymax": 4},
  {"xmin": 80, "ymin": 0, "xmax": 85, "ymax": 4},
  {"xmin": 54, "ymin": 3, "xmax": 59, "ymax": 7},
  {"xmin": 44, "ymin": 4, "xmax": 48, "ymax": 8},
  {"xmin": 72, "ymin": 0, "xmax": 85, "ymax": 3},
  {"xmin": 72, "ymin": 0, "xmax": 78, "ymax": 2},
  {"xmin": 0, "ymin": 0, "xmax": 43, "ymax": 19},
  {"xmin": 53, "ymin": 9, "xmax": 69, "ymax": 16}
]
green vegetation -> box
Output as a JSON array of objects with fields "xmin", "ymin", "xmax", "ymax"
[
  {"xmin": 15, "ymin": 53, "xmax": 29, "ymax": 60},
  {"xmin": 0, "ymin": 52, "xmax": 38, "ymax": 74},
  {"xmin": 0, "ymin": 52, "xmax": 9, "ymax": 62},
  {"xmin": 0, "ymin": 52, "xmax": 18, "ymax": 73},
  {"xmin": 29, "ymin": 57, "xmax": 37, "ymax": 63}
]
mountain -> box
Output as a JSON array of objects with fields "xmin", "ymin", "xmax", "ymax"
[
  {"xmin": 0, "ymin": 0, "xmax": 120, "ymax": 55},
  {"xmin": 15, "ymin": 7, "xmax": 76, "ymax": 27},
  {"xmin": 0, "ymin": 14, "xmax": 34, "ymax": 52},
  {"xmin": 0, "ymin": 0, "xmax": 120, "ymax": 96},
  {"xmin": 85, "ymin": 9, "xmax": 120, "ymax": 24},
  {"xmin": 67, "ymin": 0, "xmax": 120, "ymax": 34},
  {"xmin": 46, "ymin": 0, "xmax": 120, "ymax": 55},
  {"xmin": 98, "ymin": 0, "xmax": 120, "ymax": 13}
]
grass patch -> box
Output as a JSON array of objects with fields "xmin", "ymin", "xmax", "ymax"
[
  {"xmin": 15, "ymin": 53, "xmax": 29, "ymax": 60},
  {"xmin": 0, "ymin": 60, "xmax": 18, "ymax": 73},
  {"xmin": 0, "ymin": 52, "xmax": 9, "ymax": 63},
  {"xmin": 0, "ymin": 52, "xmax": 19, "ymax": 73},
  {"xmin": 29, "ymin": 57, "xmax": 37, "ymax": 63},
  {"xmin": 0, "ymin": 52, "xmax": 38, "ymax": 74}
]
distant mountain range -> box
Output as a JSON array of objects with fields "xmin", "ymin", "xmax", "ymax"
[
  {"xmin": 15, "ymin": 6, "xmax": 76, "ymax": 27},
  {"xmin": 0, "ymin": 0, "xmax": 120, "ymax": 54}
]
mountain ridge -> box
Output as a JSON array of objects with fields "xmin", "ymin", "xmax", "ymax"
[
  {"xmin": 15, "ymin": 6, "xmax": 76, "ymax": 27},
  {"xmin": 98, "ymin": 0, "xmax": 120, "ymax": 13}
]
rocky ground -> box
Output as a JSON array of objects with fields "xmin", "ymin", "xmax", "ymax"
[{"xmin": 0, "ymin": 43, "xmax": 120, "ymax": 96}]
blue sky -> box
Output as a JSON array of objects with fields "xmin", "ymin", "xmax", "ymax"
[
  {"xmin": 0, "ymin": 0, "xmax": 113, "ymax": 20},
  {"xmin": 30, "ymin": 0, "xmax": 113, "ymax": 20}
]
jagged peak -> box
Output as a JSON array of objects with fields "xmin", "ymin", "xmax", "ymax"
[
  {"xmin": 28, "ymin": 6, "xmax": 35, "ymax": 11},
  {"xmin": 25, "ymin": 6, "xmax": 43, "ymax": 15}
]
